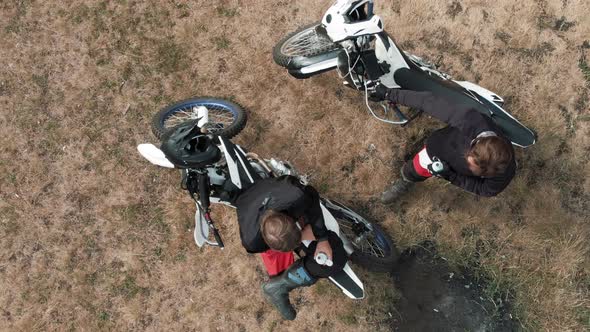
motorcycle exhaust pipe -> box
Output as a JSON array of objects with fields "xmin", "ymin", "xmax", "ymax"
[{"xmin": 246, "ymin": 152, "xmax": 275, "ymax": 176}]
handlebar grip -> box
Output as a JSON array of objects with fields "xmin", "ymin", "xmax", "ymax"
[{"xmin": 213, "ymin": 228, "xmax": 225, "ymax": 249}]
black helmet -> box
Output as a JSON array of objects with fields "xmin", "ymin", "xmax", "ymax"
[{"xmin": 160, "ymin": 120, "xmax": 221, "ymax": 168}]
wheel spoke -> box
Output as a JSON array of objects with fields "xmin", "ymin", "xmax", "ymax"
[
  {"xmin": 367, "ymin": 237, "xmax": 385, "ymax": 257},
  {"xmin": 338, "ymin": 222, "xmax": 354, "ymax": 231},
  {"xmin": 368, "ymin": 241, "xmax": 380, "ymax": 257},
  {"xmin": 281, "ymin": 27, "xmax": 337, "ymax": 57},
  {"xmin": 164, "ymin": 104, "xmax": 237, "ymax": 134},
  {"xmin": 336, "ymin": 217, "xmax": 386, "ymax": 258}
]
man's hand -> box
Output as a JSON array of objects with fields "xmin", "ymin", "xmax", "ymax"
[
  {"xmin": 300, "ymin": 224, "xmax": 315, "ymax": 241},
  {"xmin": 314, "ymin": 240, "xmax": 333, "ymax": 266},
  {"xmin": 368, "ymin": 83, "xmax": 391, "ymax": 102}
]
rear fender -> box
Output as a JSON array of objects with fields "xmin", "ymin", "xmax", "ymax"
[
  {"xmin": 453, "ymin": 80, "xmax": 504, "ymax": 106},
  {"xmin": 328, "ymin": 263, "xmax": 365, "ymax": 299}
]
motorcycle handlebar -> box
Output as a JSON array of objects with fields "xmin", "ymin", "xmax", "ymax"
[{"xmin": 213, "ymin": 228, "xmax": 225, "ymax": 249}]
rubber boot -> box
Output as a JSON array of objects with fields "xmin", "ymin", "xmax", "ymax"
[
  {"xmin": 380, "ymin": 179, "xmax": 414, "ymax": 204},
  {"xmin": 262, "ymin": 260, "xmax": 316, "ymax": 320}
]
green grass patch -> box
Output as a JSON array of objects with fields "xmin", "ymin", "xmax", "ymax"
[
  {"xmin": 212, "ymin": 36, "xmax": 231, "ymax": 50},
  {"xmin": 7, "ymin": 173, "xmax": 17, "ymax": 184},
  {"xmin": 156, "ymin": 39, "xmax": 187, "ymax": 72},
  {"xmin": 121, "ymin": 62, "xmax": 134, "ymax": 81},
  {"xmin": 579, "ymin": 56, "xmax": 590, "ymax": 86},
  {"xmin": 267, "ymin": 320, "xmax": 279, "ymax": 332},
  {"xmin": 576, "ymin": 307, "xmax": 590, "ymax": 329},
  {"xmin": 116, "ymin": 204, "xmax": 142, "ymax": 223},
  {"xmin": 85, "ymin": 272, "xmax": 99, "ymax": 286},
  {"xmin": 115, "ymin": 275, "xmax": 147, "ymax": 299},
  {"xmin": 4, "ymin": 0, "xmax": 30, "ymax": 34},
  {"xmin": 444, "ymin": 248, "xmax": 533, "ymax": 329},
  {"xmin": 216, "ymin": 6, "xmax": 239, "ymax": 17},
  {"xmin": 0, "ymin": 206, "xmax": 20, "ymax": 235},
  {"xmin": 105, "ymin": 145, "xmax": 128, "ymax": 165},
  {"xmin": 337, "ymin": 311, "xmax": 358, "ymax": 325},
  {"xmin": 91, "ymin": 2, "xmax": 109, "ymax": 38},
  {"xmin": 32, "ymin": 73, "xmax": 49, "ymax": 91},
  {"xmin": 154, "ymin": 246, "xmax": 163, "ymax": 258},
  {"xmin": 83, "ymin": 234, "xmax": 102, "ymax": 258},
  {"xmin": 148, "ymin": 207, "xmax": 170, "ymax": 235},
  {"xmin": 69, "ymin": 3, "xmax": 91, "ymax": 24},
  {"xmin": 174, "ymin": 252, "xmax": 186, "ymax": 262},
  {"xmin": 313, "ymin": 279, "xmax": 340, "ymax": 297},
  {"xmin": 98, "ymin": 311, "xmax": 110, "ymax": 321},
  {"xmin": 174, "ymin": 3, "xmax": 190, "ymax": 18},
  {"xmin": 194, "ymin": 23, "xmax": 208, "ymax": 33},
  {"xmin": 100, "ymin": 79, "xmax": 119, "ymax": 91}
]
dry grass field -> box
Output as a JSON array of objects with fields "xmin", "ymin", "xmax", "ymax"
[{"xmin": 1, "ymin": 0, "xmax": 589, "ymax": 331}]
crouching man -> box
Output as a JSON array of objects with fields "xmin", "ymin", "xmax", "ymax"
[
  {"xmin": 235, "ymin": 175, "xmax": 347, "ymax": 320},
  {"xmin": 370, "ymin": 86, "xmax": 516, "ymax": 202}
]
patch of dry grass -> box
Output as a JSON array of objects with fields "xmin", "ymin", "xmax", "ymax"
[{"xmin": 1, "ymin": 0, "xmax": 589, "ymax": 331}]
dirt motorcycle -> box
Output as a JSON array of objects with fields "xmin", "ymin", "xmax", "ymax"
[
  {"xmin": 273, "ymin": 0, "xmax": 537, "ymax": 148},
  {"xmin": 137, "ymin": 97, "xmax": 398, "ymax": 300}
]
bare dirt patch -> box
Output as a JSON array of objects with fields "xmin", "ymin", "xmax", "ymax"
[{"xmin": 391, "ymin": 243, "xmax": 518, "ymax": 331}]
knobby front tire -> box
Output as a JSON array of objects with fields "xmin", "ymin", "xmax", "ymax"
[{"xmin": 151, "ymin": 97, "xmax": 247, "ymax": 139}]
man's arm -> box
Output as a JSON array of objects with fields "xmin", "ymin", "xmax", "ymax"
[
  {"xmin": 443, "ymin": 164, "xmax": 515, "ymax": 197},
  {"xmin": 279, "ymin": 176, "xmax": 329, "ymax": 241},
  {"xmin": 300, "ymin": 185, "xmax": 329, "ymax": 241}
]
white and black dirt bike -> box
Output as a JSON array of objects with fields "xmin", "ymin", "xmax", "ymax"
[
  {"xmin": 273, "ymin": 0, "xmax": 537, "ymax": 148},
  {"xmin": 138, "ymin": 97, "xmax": 399, "ymax": 300}
]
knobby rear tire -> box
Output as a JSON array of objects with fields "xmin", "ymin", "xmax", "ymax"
[
  {"xmin": 348, "ymin": 223, "xmax": 399, "ymax": 272},
  {"xmin": 328, "ymin": 201, "xmax": 399, "ymax": 272},
  {"xmin": 273, "ymin": 22, "xmax": 341, "ymax": 69}
]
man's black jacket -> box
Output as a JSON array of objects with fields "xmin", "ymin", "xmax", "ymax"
[
  {"xmin": 235, "ymin": 176, "xmax": 328, "ymax": 253},
  {"xmin": 386, "ymin": 89, "xmax": 516, "ymax": 197}
]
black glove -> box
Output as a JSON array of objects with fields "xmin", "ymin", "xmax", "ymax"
[
  {"xmin": 368, "ymin": 83, "xmax": 391, "ymax": 102},
  {"xmin": 427, "ymin": 157, "xmax": 451, "ymax": 177}
]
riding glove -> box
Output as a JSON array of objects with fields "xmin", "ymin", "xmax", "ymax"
[{"xmin": 368, "ymin": 83, "xmax": 392, "ymax": 102}]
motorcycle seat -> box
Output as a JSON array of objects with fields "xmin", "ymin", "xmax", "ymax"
[{"xmin": 393, "ymin": 65, "xmax": 537, "ymax": 147}]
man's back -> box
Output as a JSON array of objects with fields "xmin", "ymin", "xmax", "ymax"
[{"xmin": 235, "ymin": 176, "xmax": 308, "ymax": 253}]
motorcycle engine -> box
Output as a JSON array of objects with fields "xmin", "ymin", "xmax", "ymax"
[
  {"xmin": 337, "ymin": 49, "xmax": 385, "ymax": 90},
  {"xmin": 337, "ymin": 50, "xmax": 364, "ymax": 90}
]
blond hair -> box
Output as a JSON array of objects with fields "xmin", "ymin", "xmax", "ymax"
[{"xmin": 260, "ymin": 210, "xmax": 300, "ymax": 252}]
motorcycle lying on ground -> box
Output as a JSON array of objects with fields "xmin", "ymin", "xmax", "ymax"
[
  {"xmin": 137, "ymin": 97, "xmax": 398, "ymax": 300},
  {"xmin": 273, "ymin": 0, "xmax": 537, "ymax": 148}
]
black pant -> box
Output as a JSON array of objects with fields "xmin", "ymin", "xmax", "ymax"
[
  {"xmin": 401, "ymin": 159, "xmax": 430, "ymax": 182},
  {"xmin": 300, "ymin": 231, "xmax": 348, "ymax": 278}
]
